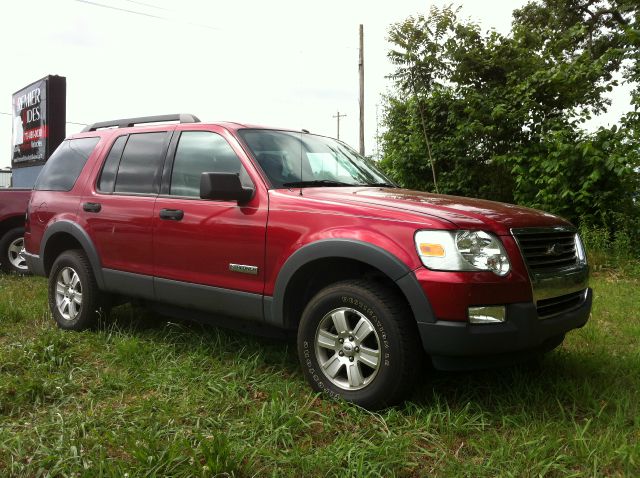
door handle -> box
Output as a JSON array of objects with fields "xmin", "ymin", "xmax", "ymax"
[
  {"xmin": 83, "ymin": 202, "xmax": 102, "ymax": 213},
  {"xmin": 159, "ymin": 208, "xmax": 184, "ymax": 221}
]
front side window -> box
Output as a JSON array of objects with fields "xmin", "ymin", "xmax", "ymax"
[
  {"xmin": 238, "ymin": 129, "xmax": 394, "ymax": 188},
  {"xmin": 114, "ymin": 132, "xmax": 168, "ymax": 195},
  {"xmin": 34, "ymin": 137, "xmax": 100, "ymax": 191},
  {"xmin": 170, "ymin": 131, "xmax": 250, "ymax": 197}
]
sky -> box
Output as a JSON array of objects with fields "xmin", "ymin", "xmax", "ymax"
[{"xmin": 0, "ymin": 0, "xmax": 634, "ymax": 170}]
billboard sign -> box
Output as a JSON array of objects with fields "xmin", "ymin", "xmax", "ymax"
[{"xmin": 11, "ymin": 75, "xmax": 66, "ymax": 169}]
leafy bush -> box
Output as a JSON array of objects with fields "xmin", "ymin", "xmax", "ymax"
[
  {"xmin": 380, "ymin": 2, "xmax": 640, "ymax": 231},
  {"xmin": 579, "ymin": 213, "xmax": 640, "ymax": 274}
]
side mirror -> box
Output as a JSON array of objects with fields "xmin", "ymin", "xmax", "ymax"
[{"xmin": 200, "ymin": 172, "xmax": 254, "ymax": 204}]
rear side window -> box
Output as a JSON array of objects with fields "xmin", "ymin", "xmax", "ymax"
[
  {"xmin": 114, "ymin": 132, "xmax": 168, "ymax": 195},
  {"xmin": 98, "ymin": 135, "xmax": 127, "ymax": 193},
  {"xmin": 34, "ymin": 137, "xmax": 100, "ymax": 191}
]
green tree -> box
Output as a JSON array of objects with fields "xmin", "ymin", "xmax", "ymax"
[{"xmin": 380, "ymin": 1, "xmax": 639, "ymax": 227}]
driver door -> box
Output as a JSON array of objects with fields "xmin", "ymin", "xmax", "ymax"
[{"xmin": 152, "ymin": 126, "xmax": 267, "ymax": 320}]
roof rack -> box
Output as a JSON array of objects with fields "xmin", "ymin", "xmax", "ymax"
[{"xmin": 82, "ymin": 113, "xmax": 200, "ymax": 132}]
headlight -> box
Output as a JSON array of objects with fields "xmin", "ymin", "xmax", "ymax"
[
  {"xmin": 575, "ymin": 233, "xmax": 587, "ymax": 264},
  {"xmin": 415, "ymin": 230, "xmax": 511, "ymax": 276}
]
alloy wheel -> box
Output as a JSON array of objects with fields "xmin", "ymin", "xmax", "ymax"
[
  {"xmin": 314, "ymin": 307, "xmax": 381, "ymax": 391},
  {"xmin": 55, "ymin": 267, "xmax": 83, "ymax": 321},
  {"xmin": 7, "ymin": 237, "xmax": 27, "ymax": 271}
]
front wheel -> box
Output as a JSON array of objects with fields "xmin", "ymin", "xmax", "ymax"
[
  {"xmin": 297, "ymin": 280, "xmax": 421, "ymax": 410},
  {"xmin": 48, "ymin": 249, "xmax": 109, "ymax": 330},
  {"xmin": 0, "ymin": 227, "xmax": 29, "ymax": 274}
]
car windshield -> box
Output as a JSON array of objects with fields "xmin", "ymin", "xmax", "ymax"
[{"xmin": 238, "ymin": 129, "xmax": 395, "ymax": 188}]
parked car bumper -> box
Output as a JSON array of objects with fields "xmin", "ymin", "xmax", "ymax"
[
  {"xmin": 24, "ymin": 251, "xmax": 45, "ymax": 276},
  {"xmin": 419, "ymin": 288, "xmax": 592, "ymax": 370}
]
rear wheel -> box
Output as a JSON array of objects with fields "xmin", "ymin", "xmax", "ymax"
[
  {"xmin": 48, "ymin": 250, "xmax": 109, "ymax": 330},
  {"xmin": 0, "ymin": 227, "xmax": 29, "ymax": 274},
  {"xmin": 297, "ymin": 279, "xmax": 421, "ymax": 410}
]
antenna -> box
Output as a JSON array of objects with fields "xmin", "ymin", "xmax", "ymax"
[
  {"xmin": 299, "ymin": 131, "xmax": 304, "ymax": 196},
  {"xmin": 376, "ymin": 103, "xmax": 380, "ymax": 160}
]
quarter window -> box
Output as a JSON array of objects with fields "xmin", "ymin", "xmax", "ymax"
[
  {"xmin": 170, "ymin": 131, "xmax": 250, "ymax": 197},
  {"xmin": 34, "ymin": 137, "xmax": 100, "ymax": 191},
  {"xmin": 97, "ymin": 135, "xmax": 127, "ymax": 193}
]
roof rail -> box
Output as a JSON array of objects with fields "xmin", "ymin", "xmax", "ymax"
[{"xmin": 81, "ymin": 113, "xmax": 200, "ymax": 132}]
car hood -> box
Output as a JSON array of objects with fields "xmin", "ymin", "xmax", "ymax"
[{"xmin": 298, "ymin": 187, "xmax": 574, "ymax": 235}]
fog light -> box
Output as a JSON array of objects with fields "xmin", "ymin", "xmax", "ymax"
[{"xmin": 468, "ymin": 306, "xmax": 506, "ymax": 324}]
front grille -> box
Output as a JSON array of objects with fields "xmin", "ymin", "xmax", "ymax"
[
  {"xmin": 513, "ymin": 229, "xmax": 577, "ymax": 272},
  {"xmin": 536, "ymin": 290, "xmax": 587, "ymax": 318}
]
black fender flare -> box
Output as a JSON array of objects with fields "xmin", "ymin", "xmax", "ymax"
[
  {"xmin": 266, "ymin": 239, "xmax": 435, "ymax": 327},
  {"xmin": 40, "ymin": 220, "xmax": 105, "ymax": 288}
]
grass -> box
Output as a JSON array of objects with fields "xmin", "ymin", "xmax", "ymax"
[{"xmin": 0, "ymin": 273, "xmax": 638, "ymax": 477}]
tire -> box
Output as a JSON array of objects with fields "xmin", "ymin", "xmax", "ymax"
[
  {"xmin": 297, "ymin": 279, "xmax": 421, "ymax": 410},
  {"xmin": 48, "ymin": 249, "xmax": 109, "ymax": 330},
  {"xmin": 0, "ymin": 227, "xmax": 29, "ymax": 274}
]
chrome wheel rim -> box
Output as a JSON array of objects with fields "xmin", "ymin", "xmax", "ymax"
[
  {"xmin": 314, "ymin": 307, "xmax": 381, "ymax": 391},
  {"xmin": 8, "ymin": 237, "xmax": 27, "ymax": 270},
  {"xmin": 55, "ymin": 267, "xmax": 83, "ymax": 321}
]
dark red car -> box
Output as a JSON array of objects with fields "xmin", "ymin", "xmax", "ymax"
[
  {"xmin": 0, "ymin": 188, "xmax": 30, "ymax": 274},
  {"xmin": 24, "ymin": 114, "xmax": 591, "ymax": 409}
]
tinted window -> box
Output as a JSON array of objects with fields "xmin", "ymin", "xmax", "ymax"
[
  {"xmin": 35, "ymin": 137, "xmax": 100, "ymax": 191},
  {"xmin": 98, "ymin": 135, "xmax": 127, "ymax": 193},
  {"xmin": 170, "ymin": 131, "xmax": 250, "ymax": 197},
  {"xmin": 114, "ymin": 132, "xmax": 168, "ymax": 195}
]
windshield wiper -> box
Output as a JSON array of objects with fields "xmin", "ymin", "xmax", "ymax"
[
  {"xmin": 364, "ymin": 182, "xmax": 398, "ymax": 188},
  {"xmin": 282, "ymin": 180, "xmax": 356, "ymax": 188}
]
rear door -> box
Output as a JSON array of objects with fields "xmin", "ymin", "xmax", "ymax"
[
  {"xmin": 152, "ymin": 126, "xmax": 268, "ymax": 319},
  {"xmin": 27, "ymin": 136, "xmax": 102, "ymax": 256},
  {"xmin": 80, "ymin": 128, "xmax": 173, "ymax": 298}
]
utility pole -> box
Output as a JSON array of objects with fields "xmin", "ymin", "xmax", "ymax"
[
  {"xmin": 333, "ymin": 110, "xmax": 347, "ymax": 140},
  {"xmin": 358, "ymin": 24, "xmax": 365, "ymax": 156}
]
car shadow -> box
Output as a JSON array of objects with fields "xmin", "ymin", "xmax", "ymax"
[
  {"xmin": 101, "ymin": 302, "xmax": 301, "ymax": 372},
  {"xmin": 407, "ymin": 346, "xmax": 635, "ymax": 418},
  {"xmin": 101, "ymin": 303, "xmax": 632, "ymax": 417}
]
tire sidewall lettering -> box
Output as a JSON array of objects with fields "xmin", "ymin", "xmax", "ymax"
[
  {"xmin": 297, "ymin": 281, "xmax": 416, "ymax": 407},
  {"xmin": 340, "ymin": 294, "xmax": 391, "ymax": 366},
  {"xmin": 303, "ymin": 292, "xmax": 394, "ymax": 397}
]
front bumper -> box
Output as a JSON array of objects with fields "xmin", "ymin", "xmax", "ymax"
[{"xmin": 419, "ymin": 288, "xmax": 592, "ymax": 370}]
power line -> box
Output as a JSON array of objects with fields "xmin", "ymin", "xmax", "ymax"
[
  {"xmin": 122, "ymin": 0, "xmax": 172, "ymax": 11},
  {"xmin": 74, "ymin": 0, "xmax": 166, "ymax": 21},
  {"xmin": 74, "ymin": 0, "xmax": 220, "ymax": 31},
  {"xmin": 0, "ymin": 112, "xmax": 87, "ymax": 126}
]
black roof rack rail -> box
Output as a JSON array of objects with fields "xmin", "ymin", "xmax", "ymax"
[{"xmin": 81, "ymin": 113, "xmax": 200, "ymax": 132}]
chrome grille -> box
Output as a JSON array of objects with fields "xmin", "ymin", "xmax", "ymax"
[
  {"xmin": 513, "ymin": 229, "xmax": 577, "ymax": 272},
  {"xmin": 536, "ymin": 289, "xmax": 587, "ymax": 319}
]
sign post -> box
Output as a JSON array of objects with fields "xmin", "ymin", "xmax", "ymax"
[{"xmin": 11, "ymin": 75, "xmax": 66, "ymax": 187}]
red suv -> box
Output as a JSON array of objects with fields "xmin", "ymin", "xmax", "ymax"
[{"xmin": 24, "ymin": 114, "xmax": 591, "ymax": 409}]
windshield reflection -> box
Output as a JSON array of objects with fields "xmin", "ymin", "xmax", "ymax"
[{"xmin": 238, "ymin": 129, "xmax": 395, "ymax": 188}]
